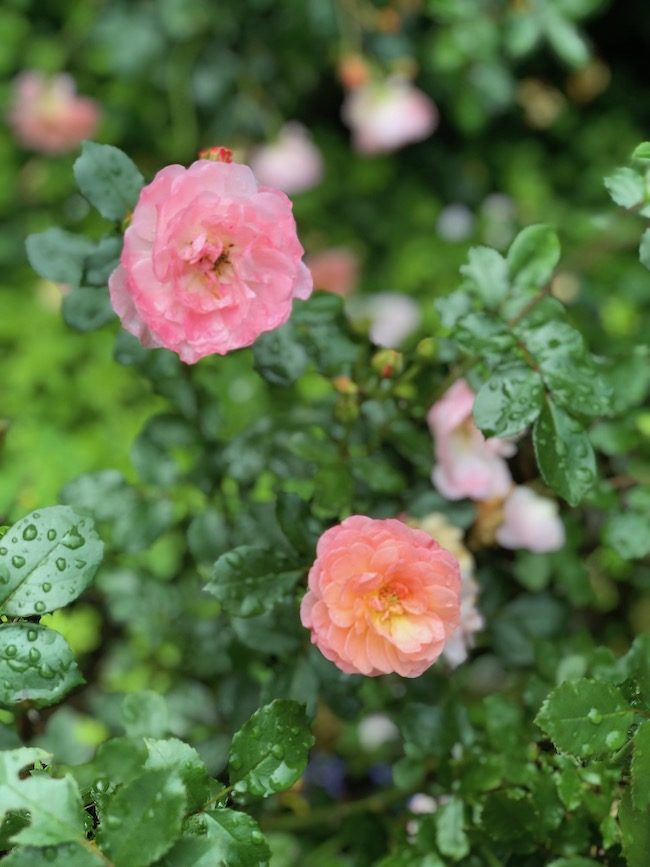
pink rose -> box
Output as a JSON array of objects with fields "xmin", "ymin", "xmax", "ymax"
[
  {"xmin": 108, "ymin": 158, "xmax": 312, "ymax": 363},
  {"xmin": 300, "ymin": 516, "xmax": 461, "ymax": 678},
  {"xmin": 428, "ymin": 380, "xmax": 515, "ymax": 502},
  {"xmin": 442, "ymin": 573, "xmax": 484, "ymax": 669},
  {"xmin": 249, "ymin": 123, "xmax": 323, "ymax": 195},
  {"xmin": 496, "ymin": 486, "xmax": 565, "ymax": 553},
  {"xmin": 342, "ymin": 77, "xmax": 438, "ymax": 154},
  {"xmin": 8, "ymin": 72, "xmax": 100, "ymax": 155},
  {"xmin": 306, "ymin": 247, "xmax": 359, "ymax": 297}
]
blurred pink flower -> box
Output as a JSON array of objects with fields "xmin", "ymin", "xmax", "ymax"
[
  {"xmin": 496, "ymin": 486, "xmax": 565, "ymax": 553},
  {"xmin": 249, "ymin": 123, "xmax": 323, "ymax": 195},
  {"xmin": 300, "ymin": 516, "xmax": 461, "ymax": 678},
  {"xmin": 306, "ymin": 248, "xmax": 359, "ymax": 296},
  {"xmin": 342, "ymin": 77, "xmax": 438, "ymax": 154},
  {"xmin": 8, "ymin": 71, "xmax": 100, "ymax": 155},
  {"xmin": 428, "ymin": 380, "xmax": 515, "ymax": 501},
  {"xmin": 109, "ymin": 158, "xmax": 312, "ymax": 364}
]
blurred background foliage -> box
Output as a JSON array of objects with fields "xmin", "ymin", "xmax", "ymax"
[{"xmin": 1, "ymin": 0, "xmax": 650, "ymax": 864}]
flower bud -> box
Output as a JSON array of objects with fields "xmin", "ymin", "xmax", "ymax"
[
  {"xmin": 198, "ymin": 145, "xmax": 234, "ymax": 163},
  {"xmin": 371, "ymin": 348, "xmax": 404, "ymax": 379}
]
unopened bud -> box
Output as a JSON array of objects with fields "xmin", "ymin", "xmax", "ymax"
[
  {"xmin": 333, "ymin": 376, "xmax": 359, "ymax": 396},
  {"xmin": 371, "ymin": 349, "xmax": 404, "ymax": 379},
  {"xmin": 335, "ymin": 396, "xmax": 359, "ymax": 423},
  {"xmin": 198, "ymin": 145, "xmax": 234, "ymax": 163},
  {"xmin": 416, "ymin": 337, "xmax": 437, "ymax": 360},
  {"xmin": 338, "ymin": 54, "xmax": 371, "ymax": 90}
]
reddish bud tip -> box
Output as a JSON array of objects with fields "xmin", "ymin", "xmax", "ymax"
[{"xmin": 198, "ymin": 146, "xmax": 234, "ymax": 163}]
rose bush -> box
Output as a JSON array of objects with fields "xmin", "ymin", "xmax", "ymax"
[{"xmin": 3, "ymin": 1, "xmax": 650, "ymax": 865}]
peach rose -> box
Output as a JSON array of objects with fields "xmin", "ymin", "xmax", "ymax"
[
  {"xmin": 342, "ymin": 77, "xmax": 438, "ymax": 154},
  {"xmin": 300, "ymin": 516, "xmax": 461, "ymax": 678},
  {"xmin": 306, "ymin": 248, "xmax": 359, "ymax": 296},
  {"xmin": 248, "ymin": 123, "xmax": 323, "ymax": 195},
  {"xmin": 427, "ymin": 380, "xmax": 515, "ymax": 502},
  {"xmin": 8, "ymin": 71, "xmax": 100, "ymax": 155},
  {"xmin": 406, "ymin": 512, "xmax": 484, "ymax": 669},
  {"xmin": 108, "ymin": 157, "xmax": 312, "ymax": 363},
  {"xmin": 496, "ymin": 486, "xmax": 565, "ymax": 553}
]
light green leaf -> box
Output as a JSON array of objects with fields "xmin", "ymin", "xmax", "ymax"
[
  {"xmin": 96, "ymin": 768, "xmax": 187, "ymax": 867},
  {"xmin": 144, "ymin": 738, "xmax": 210, "ymax": 812},
  {"xmin": 253, "ymin": 321, "xmax": 309, "ymax": 387},
  {"xmin": 195, "ymin": 809, "xmax": 270, "ymax": 867},
  {"xmin": 604, "ymin": 167, "xmax": 645, "ymax": 209},
  {"xmin": 547, "ymin": 859, "xmax": 601, "ymax": 867},
  {"xmin": 543, "ymin": 9, "xmax": 589, "ymax": 67},
  {"xmin": 533, "ymin": 399, "xmax": 597, "ymax": 505},
  {"xmin": 435, "ymin": 797, "xmax": 469, "ymax": 861},
  {"xmin": 74, "ymin": 141, "xmax": 144, "ymax": 221},
  {"xmin": 619, "ymin": 787, "xmax": 650, "ymax": 867},
  {"xmin": 639, "ymin": 228, "xmax": 650, "ymax": 270},
  {"xmin": 155, "ymin": 836, "xmax": 216, "ymax": 867},
  {"xmin": 535, "ymin": 678, "xmax": 634, "ymax": 758},
  {"xmin": 0, "ymin": 748, "xmax": 84, "ymax": 846},
  {"xmin": 0, "ymin": 624, "xmax": 83, "ymax": 708},
  {"xmin": 229, "ymin": 699, "xmax": 314, "ymax": 801},
  {"xmin": 1, "ymin": 843, "xmax": 105, "ymax": 866},
  {"xmin": 603, "ymin": 512, "xmax": 650, "ymax": 560},
  {"xmin": 0, "ymin": 506, "xmax": 103, "ymax": 617},
  {"xmin": 632, "ymin": 720, "xmax": 650, "ymax": 811},
  {"xmin": 204, "ymin": 546, "xmax": 303, "ymax": 618},
  {"xmin": 25, "ymin": 229, "xmax": 95, "ymax": 288},
  {"xmin": 632, "ymin": 142, "xmax": 650, "ymax": 162},
  {"xmin": 473, "ymin": 365, "xmax": 544, "ymax": 437},
  {"xmin": 507, "ymin": 224, "xmax": 561, "ymax": 289},
  {"xmin": 455, "ymin": 313, "xmax": 516, "ymax": 355},
  {"xmin": 459, "ymin": 246, "xmax": 509, "ymax": 307},
  {"xmin": 84, "ymin": 236, "xmax": 122, "ymax": 286},
  {"xmin": 121, "ymin": 690, "xmax": 169, "ymax": 739}
]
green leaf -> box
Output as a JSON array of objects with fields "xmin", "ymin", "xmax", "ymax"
[
  {"xmin": 507, "ymin": 224, "xmax": 561, "ymax": 289},
  {"xmin": 144, "ymin": 738, "xmax": 210, "ymax": 812},
  {"xmin": 0, "ymin": 505, "xmax": 103, "ymax": 617},
  {"xmin": 543, "ymin": 9, "xmax": 589, "ymax": 67},
  {"xmin": 84, "ymin": 236, "xmax": 122, "ymax": 286},
  {"xmin": 0, "ymin": 748, "xmax": 84, "ymax": 846},
  {"xmin": 252, "ymin": 321, "xmax": 309, "ymax": 386},
  {"xmin": 0, "ymin": 623, "xmax": 83, "ymax": 708},
  {"xmin": 205, "ymin": 546, "xmax": 303, "ymax": 618},
  {"xmin": 547, "ymin": 858, "xmax": 601, "ymax": 867},
  {"xmin": 228, "ymin": 699, "xmax": 314, "ymax": 800},
  {"xmin": 435, "ymin": 797, "xmax": 469, "ymax": 861},
  {"xmin": 73, "ymin": 141, "xmax": 144, "ymax": 221},
  {"xmin": 604, "ymin": 167, "xmax": 645, "ymax": 209},
  {"xmin": 534, "ymin": 678, "xmax": 634, "ymax": 759},
  {"xmin": 459, "ymin": 246, "xmax": 509, "ymax": 307},
  {"xmin": 473, "ymin": 365, "xmax": 544, "ymax": 437},
  {"xmin": 518, "ymin": 319, "xmax": 611, "ymax": 417},
  {"xmin": 25, "ymin": 229, "xmax": 95, "ymax": 288},
  {"xmin": 96, "ymin": 768, "xmax": 187, "ymax": 867},
  {"xmin": 312, "ymin": 464, "xmax": 354, "ymax": 517},
  {"xmin": 639, "ymin": 228, "xmax": 650, "ymax": 270},
  {"xmin": 632, "ymin": 720, "xmax": 650, "ymax": 811},
  {"xmin": 632, "ymin": 142, "xmax": 650, "ymax": 162},
  {"xmin": 455, "ymin": 312, "xmax": 516, "ymax": 355},
  {"xmin": 155, "ymin": 837, "xmax": 216, "ymax": 867},
  {"xmin": 619, "ymin": 787, "xmax": 650, "ymax": 867},
  {"xmin": 1, "ymin": 844, "xmax": 105, "ymax": 866},
  {"xmin": 190, "ymin": 809, "xmax": 271, "ymax": 867},
  {"xmin": 121, "ymin": 690, "xmax": 169, "ymax": 738},
  {"xmin": 603, "ymin": 512, "xmax": 650, "ymax": 560},
  {"xmin": 533, "ymin": 399, "xmax": 597, "ymax": 505},
  {"xmin": 62, "ymin": 286, "xmax": 114, "ymax": 332},
  {"xmin": 276, "ymin": 493, "xmax": 320, "ymax": 557}
]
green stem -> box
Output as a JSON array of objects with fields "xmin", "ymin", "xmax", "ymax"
[
  {"xmin": 611, "ymin": 736, "xmax": 634, "ymax": 766},
  {"xmin": 260, "ymin": 785, "xmax": 406, "ymax": 832}
]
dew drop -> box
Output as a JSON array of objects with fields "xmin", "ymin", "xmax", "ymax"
[
  {"xmin": 606, "ymin": 730, "xmax": 625, "ymax": 750},
  {"xmin": 251, "ymin": 830, "xmax": 264, "ymax": 843},
  {"xmin": 56, "ymin": 558, "xmax": 67, "ymax": 572},
  {"xmin": 27, "ymin": 629, "xmax": 38, "ymax": 642},
  {"xmin": 38, "ymin": 663, "xmax": 55, "ymax": 679},
  {"xmin": 0, "ymin": 547, "xmax": 7, "ymax": 556},
  {"xmin": 28, "ymin": 647, "xmax": 41, "ymax": 664},
  {"xmin": 11, "ymin": 555, "xmax": 25, "ymax": 568},
  {"xmin": 230, "ymin": 756, "xmax": 242, "ymax": 770},
  {"xmin": 22, "ymin": 524, "xmax": 38, "ymax": 542},
  {"xmin": 42, "ymin": 582, "xmax": 52, "ymax": 593},
  {"xmin": 47, "ymin": 529, "xmax": 57, "ymax": 541},
  {"xmin": 74, "ymin": 559, "xmax": 87, "ymax": 569},
  {"xmin": 5, "ymin": 644, "xmax": 17, "ymax": 658},
  {"xmin": 62, "ymin": 528, "xmax": 85, "ymax": 550},
  {"xmin": 271, "ymin": 744, "xmax": 284, "ymax": 760},
  {"xmin": 587, "ymin": 708, "xmax": 602, "ymax": 725},
  {"xmin": 35, "ymin": 601, "xmax": 46, "ymax": 613}
]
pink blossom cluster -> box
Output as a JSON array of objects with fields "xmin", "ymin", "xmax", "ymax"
[{"xmin": 428, "ymin": 379, "xmax": 565, "ymax": 553}]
